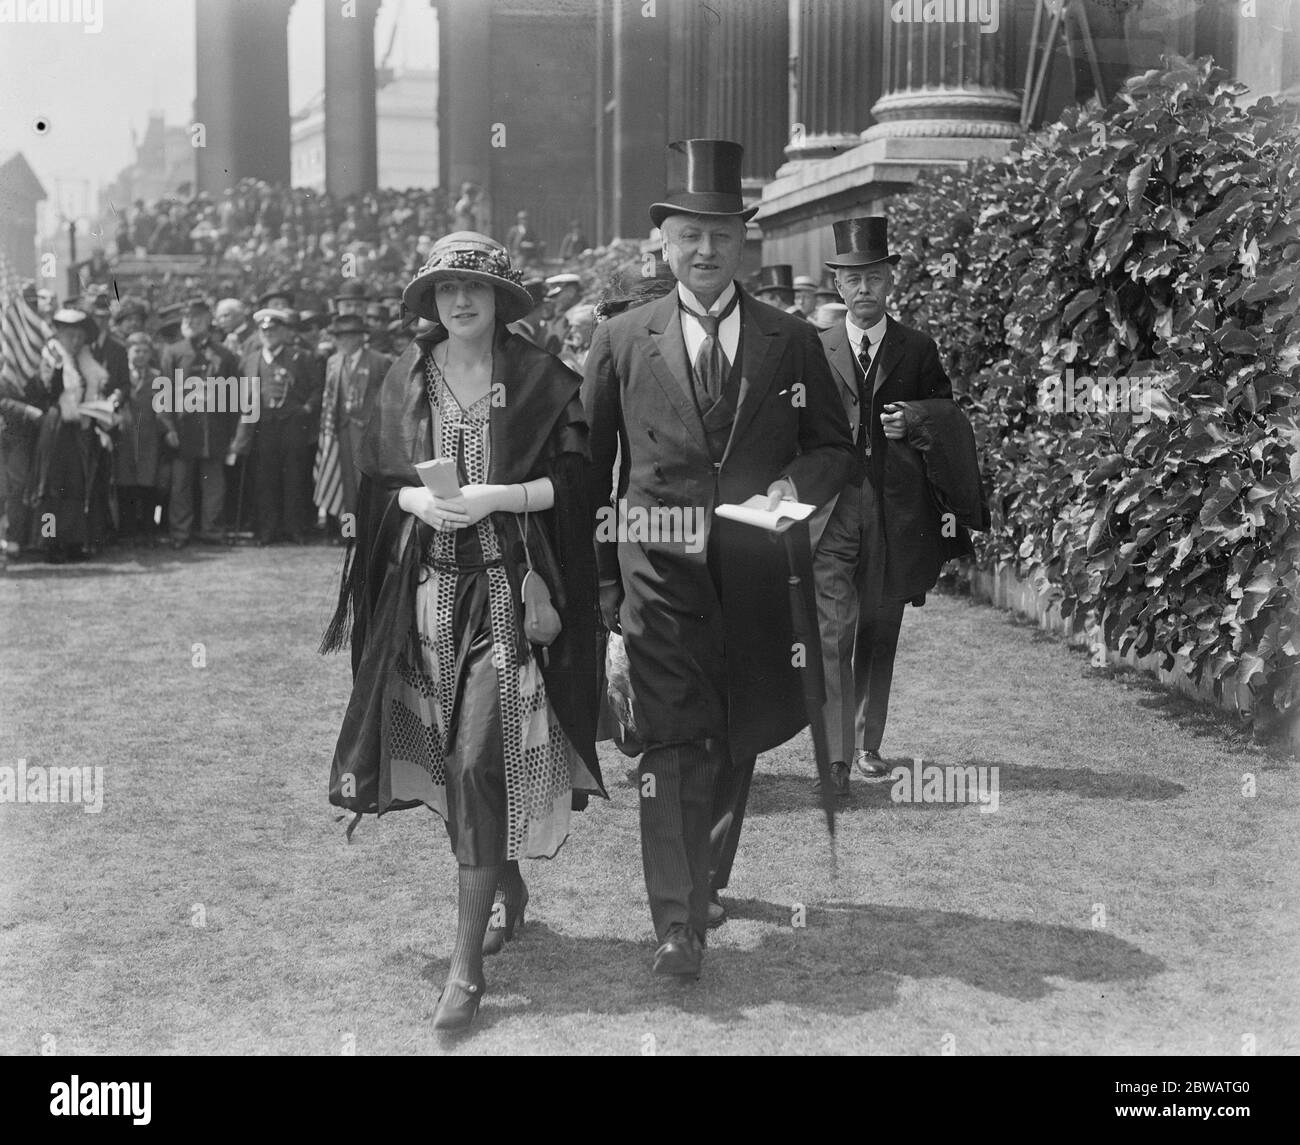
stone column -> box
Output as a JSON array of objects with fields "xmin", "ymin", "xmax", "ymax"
[
  {"xmin": 195, "ymin": 0, "xmax": 294, "ymax": 193},
  {"xmin": 612, "ymin": 0, "xmax": 669, "ymax": 239},
  {"xmin": 784, "ymin": 0, "xmax": 883, "ymax": 163},
  {"xmin": 324, "ymin": 0, "xmax": 381, "ymax": 198},
  {"xmin": 436, "ymin": 0, "xmax": 493, "ymax": 235},
  {"xmin": 706, "ymin": 0, "xmax": 788, "ymax": 184},
  {"xmin": 863, "ymin": 2, "xmax": 1020, "ymax": 142}
]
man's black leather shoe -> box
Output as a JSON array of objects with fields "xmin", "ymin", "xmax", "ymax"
[
  {"xmin": 653, "ymin": 925, "xmax": 702, "ymax": 977},
  {"xmin": 813, "ymin": 761, "xmax": 852, "ymax": 798},
  {"xmin": 855, "ymin": 748, "xmax": 890, "ymax": 780}
]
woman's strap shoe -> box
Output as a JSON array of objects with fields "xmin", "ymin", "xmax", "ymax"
[{"xmin": 432, "ymin": 976, "xmax": 485, "ymax": 1031}]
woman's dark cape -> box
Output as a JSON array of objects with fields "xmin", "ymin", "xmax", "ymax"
[{"xmin": 321, "ymin": 323, "xmax": 605, "ymax": 825}]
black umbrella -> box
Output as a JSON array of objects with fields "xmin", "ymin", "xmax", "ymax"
[{"xmin": 779, "ymin": 522, "xmax": 838, "ymax": 877}]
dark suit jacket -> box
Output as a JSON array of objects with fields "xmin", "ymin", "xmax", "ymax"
[
  {"xmin": 157, "ymin": 337, "xmax": 244, "ymax": 459},
  {"xmin": 583, "ymin": 287, "xmax": 854, "ymax": 758},
  {"xmin": 819, "ymin": 315, "xmax": 970, "ymax": 602},
  {"xmin": 89, "ymin": 333, "xmax": 130, "ymax": 404},
  {"xmin": 230, "ymin": 343, "xmax": 322, "ymax": 456}
]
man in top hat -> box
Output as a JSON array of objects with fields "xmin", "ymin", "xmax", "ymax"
[
  {"xmin": 753, "ymin": 264, "xmax": 796, "ymax": 312},
  {"xmin": 157, "ymin": 297, "xmax": 243, "ymax": 549},
  {"xmin": 227, "ymin": 308, "xmax": 322, "ymax": 545},
  {"xmin": 811, "ymin": 216, "xmax": 983, "ymax": 794},
  {"xmin": 312, "ymin": 312, "xmax": 391, "ymax": 539},
  {"xmin": 793, "ymin": 275, "xmax": 819, "ymax": 319},
  {"xmin": 543, "ymin": 273, "xmax": 583, "ymax": 355},
  {"xmin": 333, "ymin": 279, "xmax": 369, "ymax": 318},
  {"xmin": 583, "ymin": 139, "xmax": 854, "ymax": 977}
]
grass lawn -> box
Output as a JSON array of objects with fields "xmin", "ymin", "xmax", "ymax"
[{"xmin": 0, "ymin": 544, "xmax": 1295, "ymax": 1055}]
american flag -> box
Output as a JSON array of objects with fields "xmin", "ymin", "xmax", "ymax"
[{"xmin": 0, "ymin": 248, "xmax": 51, "ymax": 412}]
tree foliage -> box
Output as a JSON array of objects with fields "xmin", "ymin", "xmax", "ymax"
[{"xmin": 888, "ymin": 56, "xmax": 1300, "ymax": 733}]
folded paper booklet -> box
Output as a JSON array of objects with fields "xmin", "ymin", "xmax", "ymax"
[
  {"xmin": 714, "ymin": 494, "xmax": 815, "ymax": 533},
  {"xmin": 415, "ymin": 458, "xmax": 462, "ymax": 499}
]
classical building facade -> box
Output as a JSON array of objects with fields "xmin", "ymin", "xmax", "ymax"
[{"xmin": 191, "ymin": 0, "xmax": 1299, "ymax": 259}]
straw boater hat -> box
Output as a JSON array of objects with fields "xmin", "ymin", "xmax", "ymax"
[
  {"xmin": 403, "ymin": 232, "xmax": 533, "ymax": 325},
  {"xmin": 824, "ymin": 217, "xmax": 901, "ymax": 270},
  {"xmin": 649, "ymin": 139, "xmax": 759, "ymax": 229}
]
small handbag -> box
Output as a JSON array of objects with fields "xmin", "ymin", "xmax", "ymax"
[{"xmin": 520, "ymin": 486, "xmax": 562, "ymax": 649}]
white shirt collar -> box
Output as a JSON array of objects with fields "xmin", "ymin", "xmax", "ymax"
[
  {"xmin": 846, "ymin": 313, "xmax": 888, "ymax": 352},
  {"xmin": 677, "ymin": 281, "xmax": 736, "ymax": 317}
]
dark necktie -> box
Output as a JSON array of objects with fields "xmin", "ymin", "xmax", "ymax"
[
  {"xmin": 681, "ymin": 290, "xmax": 741, "ymax": 403},
  {"xmin": 858, "ymin": 336, "xmax": 879, "ymax": 455}
]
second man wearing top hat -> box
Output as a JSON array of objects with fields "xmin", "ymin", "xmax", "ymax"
[{"xmin": 812, "ymin": 216, "xmax": 983, "ymax": 792}]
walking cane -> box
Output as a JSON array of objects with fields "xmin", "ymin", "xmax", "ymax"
[
  {"xmin": 780, "ymin": 522, "xmax": 838, "ymax": 878},
  {"xmin": 234, "ymin": 454, "xmax": 248, "ymax": 537}
]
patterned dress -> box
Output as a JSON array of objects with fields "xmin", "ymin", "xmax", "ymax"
[{"xmin": 385, "ymin": 355, "xmax": 580, "ymax": 862}]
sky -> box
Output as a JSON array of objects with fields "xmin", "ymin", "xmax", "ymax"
[{"xmin": 0, "ymin": 0, "xmax": 437, "ymax": 225}]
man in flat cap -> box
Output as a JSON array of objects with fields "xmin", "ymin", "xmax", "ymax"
[
  {"xmin": 812, "ymin": 216, "xmax": 984, "ymax": 793},
  {"xmin": 583, "ymin": 139, "xmax": 854, "ymax": 978},
  {"xmin": 227, "ymin": 308, "xmax": 322, "ymax": 545}
]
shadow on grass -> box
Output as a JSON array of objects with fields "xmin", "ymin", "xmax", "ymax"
[
  {"xmin": 745, "ymin": 761, "xmax": 1183, "ymax": 816},
  {"xmin": 413, "ymin": 899, "xmax": 1165, "ymax": 1028}
]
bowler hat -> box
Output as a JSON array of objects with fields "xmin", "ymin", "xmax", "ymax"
[
  {"xmin": 756, "ymin": 264, "xmax": 795, "ymax": 298},
  {"xmin": 330, "ymin": 313, "xmax": 367, "ymax": 335},
  {"xmin": 649, "ymin": 139, "xmax": 759, "ymax": 229},
  {"xmin": 824, "ymin": 217, "xmax": 901, "ymax": 270},
  {"xmin": 402, "ymin": 232, "xmax": 533, "ymax": 325},
  {"xmin": 154, "ymin": 303, "xmax": 184, "ymax": 342},
  {"xmin": 334, "ymin": 280, "xmax": 368, "ymax": 302}
]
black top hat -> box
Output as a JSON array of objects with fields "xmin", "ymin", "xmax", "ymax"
[
  {"xmin": 756, "ymin": 265, "xmax": 795, "ymax": 296},
  {"xmin": 825, "ymin": 217, "xmax": 901, "ymax": 269},
  {"xmin": 649, "ymin": 139, "xmax": 759, "ymax": 229}
]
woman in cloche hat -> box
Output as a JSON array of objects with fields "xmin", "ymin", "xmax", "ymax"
[{"xmin": 321, "ymin": 232, "xmax": 605, "ymax": 1031}]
